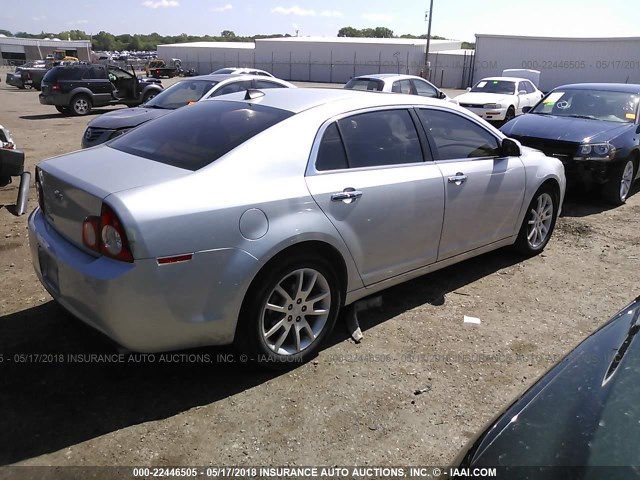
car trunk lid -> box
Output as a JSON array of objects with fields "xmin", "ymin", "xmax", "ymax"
[{"xmin": 38, "ymin": 146, "xmax": 191, "ymax": 253}]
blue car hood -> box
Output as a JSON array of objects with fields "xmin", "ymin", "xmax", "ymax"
[
  {"xmin": 501, "ymin": 114, "xmax": 633, "ymax": 143},
  {"xmin": 86, "ymin": 107, "xmax": 172, "ymax": 129}
]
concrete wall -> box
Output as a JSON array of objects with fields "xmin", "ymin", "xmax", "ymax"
[{"xmin": 473, "ymin": 35, "xmax": 640, "ymax": 91}]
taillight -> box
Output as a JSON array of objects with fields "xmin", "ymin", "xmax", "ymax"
[
  {"xmin": 35, "ymin": 168, "xmax": 45, "ymax": 213},
  {"xmin": 51, "ymin": 84, "xmax": 61, "ymax": 92},
  {"xmin": 81, "ymin": 204, "xmax": 133, "ymax": 262},
  {"xmin": 100, "ymin": 204, "xmax": 133, "ymax": 262}
]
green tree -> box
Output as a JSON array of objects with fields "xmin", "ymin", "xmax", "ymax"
[
  {"xmin": 221, "ymin": 30, "xmax": 236, "ymax": 39},
  {"xmin": 0, "ymin": 29, "xmax": 13, "ymax": 37}
]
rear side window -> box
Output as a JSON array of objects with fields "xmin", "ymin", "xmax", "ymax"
[
  {"xmin": 43, "ymin": 67, "xmax": 84, "ymax": 82},
  {"xmin": 336, "ymin": 110, "xmax": 424, "ymax": 168},
  {"xmin": 316, "ymin": 123, "xmax": 348, "ymax": 171},
  {"xmin": 108, "ymin": 101, "xmax": 294, "ymax": 170}
]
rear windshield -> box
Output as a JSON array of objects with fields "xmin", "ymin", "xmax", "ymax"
[
  {"xmin": 213, "ymin": 68, "xmax": 235, "ymax": 74},
  {"xmin": 344, "ymin": 78, "xmax": 385, "ymax": 92},
  {"xmin": 108, "ymin": 100, "xmax": 294, "ymax": 170}
]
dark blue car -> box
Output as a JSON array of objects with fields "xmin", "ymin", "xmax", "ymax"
[{"xmin": 501, "ymin": 83, "xmax": 640, "ymax": 205}]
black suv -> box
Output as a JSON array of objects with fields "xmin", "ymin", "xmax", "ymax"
[{"xmin": 39, "ymin": 64, "xmax": 163, "ymax": 116}]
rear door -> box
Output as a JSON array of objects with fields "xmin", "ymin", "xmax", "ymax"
[
  {"xmin": 305, "ymin": 108, "xmax": 445, "ymax": 286},
  {"xmin": 415, "ymin": 108, "xmax": 526, "ymax": 261},
  {"xmin": 83, "ymin": 66, "xmax": 111, "ymax": 105}
]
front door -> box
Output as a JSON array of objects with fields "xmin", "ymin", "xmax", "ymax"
[{"xmin": 416, "ymin": 108, "xmax": 526, "ymax": 261}]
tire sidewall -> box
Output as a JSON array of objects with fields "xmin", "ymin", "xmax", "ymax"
[
  {"xmin": 239, "ymin": 255, "xmax": 342, "ymax": 368},
  {"xmin": 516, "ymin": 185, "xmax": 559, "ymax": 255}
]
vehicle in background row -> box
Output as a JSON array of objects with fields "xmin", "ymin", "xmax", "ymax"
[
  {"xmin": 501, "ymin": 83, "xmax": 640, "ymax": 205},
  {"xmin": 39, "ymin": 64, "xmax": 163, "ymax": 116},
  {"xmin": 5, "ymin": 61, "xmax": 48, "ymax": 90},
  {"xmin": 0, "ymin": 124, "xmax": 19, "ymax": 186},
  {"xmin": 82, "ymin": 74, "xmax": 296, "ymax": 148},
  {"xmin": 452, "ymin": 296, "xmax": 640, "ymax": 477},
  {"xmin": 344, "ymin": 74, "xmax": 457, "ymax": 103},
  {"xmin": 456, "ymin": 77, "xmax": 544, "ymax": 123},
  {"xmin": 29, "ymin": 88, "xmax": 564, "ymax": 366},
  {"xmin": 211, "ymin": 67, "xmax": 275, "ymax": 77},
  {"xmin": 145, "ymin": 58, "xmax": 197, "ymax": 78}
]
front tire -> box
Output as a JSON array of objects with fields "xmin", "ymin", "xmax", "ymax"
[
  {"xmin": 504, "ymin": 106, "xmax": 515, "ymax": 123},
  {"xmin": 514, "ymin": 185, "xmax": 558, "ymax": 256},
  {"xmin": 238, "ymin": 255, "xmax": 342, "ymax": 368},
  {"xmin": 602, "ymin": 158, "xmax": 636, "ymax": 205},
  {"xmin": 142, "ymin": 91, "xmax": 157, "ymax": 103},
  {"xmin": 70, "ymin": 94, "xmax": 92, "ymax": 116}
]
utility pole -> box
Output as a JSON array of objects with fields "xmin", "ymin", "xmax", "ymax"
[{"xmin": 425, "ymin": 0, "xmax": 434, "ymax": 80}]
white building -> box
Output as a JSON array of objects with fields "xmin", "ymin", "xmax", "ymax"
[
  {"xmin": 473, "ymin": 34, "xmax": 640, "ymax": 91},
  {"xmin": 158, "ymin": 37, "xmax": 462, "ymax": 83},
  {"xmin": 0, "ymin": 35, "xmax": 91, "ymax": 63}
]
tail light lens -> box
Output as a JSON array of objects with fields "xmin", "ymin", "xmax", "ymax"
[
  {"xmin": 81, "ymin": 204, "xmax": 134, "ymax": 262},
  {"xmin": 51, "ymin": 84, "xmax": 61, "ymax": 92}
]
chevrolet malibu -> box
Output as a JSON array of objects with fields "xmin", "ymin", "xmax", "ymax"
[{"xmin": 29, "ymin": 88, "xmax": 565, "ymax": 366}]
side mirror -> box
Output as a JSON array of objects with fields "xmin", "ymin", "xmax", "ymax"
[
  {"xmin": 438, "ymin": 91, "xmax": 446, "ymax": 99},
  {"xmin": 0, "ymin": 148, "xmax": 25, "ymax": 177},
  {"xmin": 466, "ymin": 87, "xmax": 471, "ymax": 92},
  {"xmin": 500, "ymin": 138, "xmax": 521, "ymax": 157},
  {"xmin": 522, "ymin": 106, "xmax": 532, "ymax": 114}
]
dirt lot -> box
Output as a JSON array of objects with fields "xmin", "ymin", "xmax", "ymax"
[{"xmin": 1, "ymin": 75, "xmax": 639, "ymax": 469}]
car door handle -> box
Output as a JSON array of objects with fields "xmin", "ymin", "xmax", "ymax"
[
  {"xmin": 331, "ymin": 189, "xmax": 363, "ymax": 202},
  {"xmin": 447, "ymin": 173, "xmax": 468, "ymax": 185}
]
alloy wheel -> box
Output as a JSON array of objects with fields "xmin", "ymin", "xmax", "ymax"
[
  {"xmin": 260, "ymin": 268, "xmax": 331, "ymax": 356},
  {"xmin": 527, "ymin": 192, "xmax": 554, "ymax": 249},
  {"xmin": 620, "ymin": 160, "xmax": 634, "ymax": 202}
]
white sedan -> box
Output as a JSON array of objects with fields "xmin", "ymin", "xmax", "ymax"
[
  {"xmin": 344, "ymin": 74, "xmax": 458, "ymax": 103},
  {"xmin": 456, "ymin": 77, "xmax": 544, "ymax": 122}
]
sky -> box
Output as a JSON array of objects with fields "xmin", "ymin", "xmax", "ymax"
[{"xmin": 0, "ymin": 0, "xmax": 637, "ymax": 43}]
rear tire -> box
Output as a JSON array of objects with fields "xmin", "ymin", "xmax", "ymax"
[
  {"xmin": 513, "ymin": 185, "xmax": 558, "ymax": 256},
  {"xmin": 602, "ymin": 157, "xmax": 636, "ymax": 206},
  {"xmin": 55, "ymin": 105, "xmax": 69, "ymax": 114},
  {"xmin": 70, "ymin": 94, "xmax": 92, "ymax": 116},
  {"xmin": 237, "ymin": 254, "xmax": 342, "ymax": 369}
]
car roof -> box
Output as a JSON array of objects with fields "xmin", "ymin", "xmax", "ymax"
[
  {"xmin": 175, "ymin": 73, "xmax": 284, "ymax": 82},
  {"xmin": 479, "ymin": 76, "xmax": 526, "ymax": 82},
  {"xmin": 352, "ymin": 73, "xmax": 426, "ymax": 81},
  {"xmin": 553, "ymin": 83, "xmax": 640, "ymax": 93},
  {"xmin": 206, "ymin": 87, "xmax": 455, "ymax": 115}
]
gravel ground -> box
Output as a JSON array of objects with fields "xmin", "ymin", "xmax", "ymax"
[{"xmin": 0, "ymin": 75, "xmax": 639, "ymax": 469}]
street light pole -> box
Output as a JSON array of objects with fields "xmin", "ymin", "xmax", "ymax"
[{"xmin": 425, "ymin": 0, "xmax": 434, "ymax": 80}]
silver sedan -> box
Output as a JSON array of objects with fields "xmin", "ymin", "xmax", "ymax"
[{"xmin": 29, "ymin": 88, "xmax": 565, "ymax": 366}]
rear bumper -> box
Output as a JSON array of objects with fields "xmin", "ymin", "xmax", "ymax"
[
  {"xmin": 28, "ymin": 208, "xmax": 258, "ymax": 352},
  {"xmin": 39, "ymin": 93, "xmax": 71, "ymax": 106}
]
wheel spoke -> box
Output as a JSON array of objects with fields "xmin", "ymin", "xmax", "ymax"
[
  {"xmin": 275, "ymin": 285, "xmax": 293, "ymax": 303},
  {"xmin": 265, "ymin": 302, "xmax": 286, "ymax": 313},
  {"xmin": 301, "ymin": 270, "xmax": 318, "ymax": 299},
  {"xmin": 273, "ymin": 326, "xmax": 290, "ymax": 352},
  {"xmin": 264, "ymin": 318, "xmax": 286, "ymax": 339},
  {"xmin": 299, "ymin": 319, "xmax": 316, "ymax": 340},
  {"xmin": 293, "ymin": 324, "xmax": 302, "ymax": 352},
  {"xmin": 306, "ymin": 291, "xmax": 329, "ymax": 304}
]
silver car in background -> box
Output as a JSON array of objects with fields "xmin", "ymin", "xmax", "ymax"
[
  {"xmin": 29, "ymin": 88, "xmax": 565, "ymax": 366},
  {"xmin": 344, "ymin": 73, "xmax": 458, "ymax": 103}
]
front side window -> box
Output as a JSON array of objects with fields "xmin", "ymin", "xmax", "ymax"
[
  {"xmin": 413, "ymin": 79, "xmax": 438, "ymax": 98},
  {"xmin": 417, "ymin": 109, "xmax": 500, "ymax": 160},
  {"xmin": 336, "ymin": 109, "xmax": 424, "ymax": 168},
  {"xmin": 108, "ymin": 101, "xmax": 294, "ymax": 170}
]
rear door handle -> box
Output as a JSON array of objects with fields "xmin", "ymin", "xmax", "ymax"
[
  {"xmin": 331, "ymin": 189, "xmax": 363, "ymax": 202},
  {"xmin": 447, "ymin": 173, "xmax": 467, "ymax": 185}
]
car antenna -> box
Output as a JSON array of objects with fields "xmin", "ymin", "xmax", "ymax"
[{"xmin": 244, "ymin": 89, "xmax": 265, "ymax": 100}]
